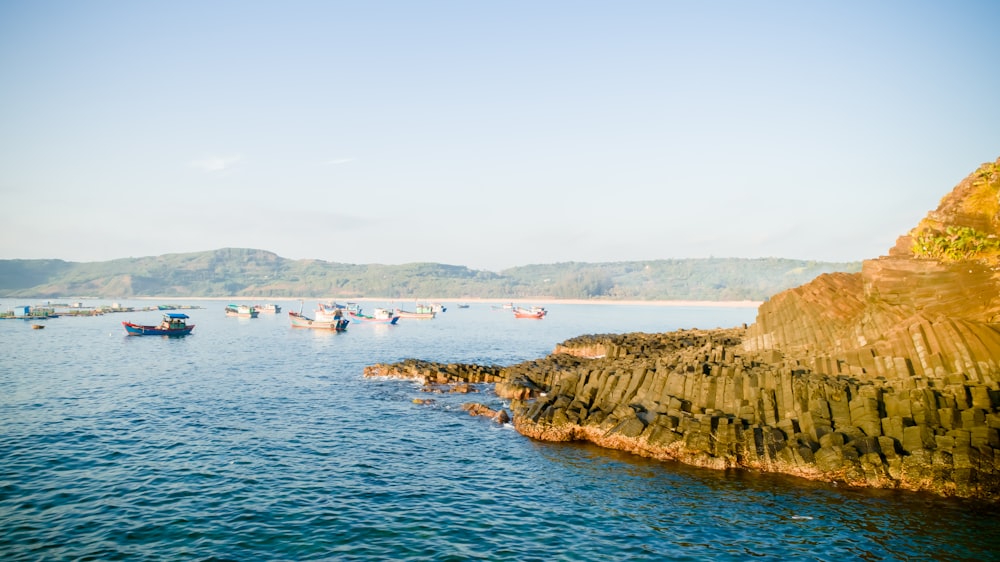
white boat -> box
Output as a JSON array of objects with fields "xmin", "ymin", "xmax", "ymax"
[
  {"xmin": 288, "ymin": 311, "xmax": 348, "ymax": 331},
  {"xmin": 348, "ymin": 307, "xmax": 400, "ymax": 324},
  {"xmin": 225, "ymin": 304, "xmax": 259, "ymax": 318}
]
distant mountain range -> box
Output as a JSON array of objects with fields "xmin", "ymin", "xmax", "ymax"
[{"xmin": 0, "ymin": 248, "xmax": 862, "ymax": 301}]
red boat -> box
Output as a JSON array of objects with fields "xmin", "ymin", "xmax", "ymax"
[{"xmin": 513, "ymin": 306, "xmax": 547, "ymax": 319}]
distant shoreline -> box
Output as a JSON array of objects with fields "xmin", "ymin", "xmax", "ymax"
[{"xmin": 130, "ymin": 296, "xmax": 763, "ymax": 308}]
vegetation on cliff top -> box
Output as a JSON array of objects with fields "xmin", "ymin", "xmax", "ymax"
[
  {"xmin": 912, "ymin": 225, "xmax": 1000, "ymax": 262},
  {"xmin": 911, "ymin": 159, "xmax": 1000, "ymax": 263}
]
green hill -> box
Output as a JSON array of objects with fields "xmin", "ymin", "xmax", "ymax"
[{"xmin": 0, "ymin": 248, "xmax": 861, "ymax": 301}]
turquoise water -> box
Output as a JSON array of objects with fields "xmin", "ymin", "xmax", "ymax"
[{"xmin": 1, "ymin": 300, "xmax": 998, "ymax": 561}]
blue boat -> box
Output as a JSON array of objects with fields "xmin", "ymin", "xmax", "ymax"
[{"xmin": 122, "ymin": 312, "xmax": 195, "ymax": 336}]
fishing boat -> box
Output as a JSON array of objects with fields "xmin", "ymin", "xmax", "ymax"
[
  {"xmin": 253, "ymin": 303, "xmax": 282, "ymax": 314},
  {"xmin": 315, "ymin": 302, "xmax": 347, "ymax": 322},
  {"xmin": 394, "ymin": 304, "xmax": 436, "ymax": 319},
  {"xmin": 348, "ymin": 307, "xmax": 400, "ymax": 324},
  {"xmin": 513, "ymin": 306, "xmax": 547, "ymax": 319},
  {"xmin": 225, "ymin": 304, "xmax": 259, "ymax": 318},
  {"xmin": 122, "ymin": 312, "xmax": 195, "ymax": 336},
  {"xmin": 340, "ymin": 302, "xmax": 363, "ymax": 314},
  {"xmin": 288, "ymin": 311, "xmax": 349, "ymax": 331},
  {"xmin": 394, "ymin": 309, "xmax": 435, "ymax": 319}
]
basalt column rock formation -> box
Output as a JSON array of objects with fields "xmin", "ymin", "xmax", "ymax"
[
  {"xmin": 365, "ymin": 158, "xmax": 1000, "ymax": 500},
  {"xmin": 530, "ymin": 158, "xmax": 1000, "ymax": 498}
]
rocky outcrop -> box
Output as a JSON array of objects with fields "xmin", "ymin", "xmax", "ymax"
[
  {"xmin": 367, "ymin": 325, "xmax": 1000, "ymax": 499},
  {"xmin": 364, "ymin": 358, "xmax": 505, "ymax": 384},
  {"xmin": 364, "ymin": 157, "xmax": 1000, "ymax": 500},
  {"xmin": 513, "ymin": 330, "xmax": 1000, "ymax": 499},
  {"xmin": 462, "ymin": 403, "xmax": 511, "ymax": 424},
  {"xmin": 744, "ymin": 157, "xmax": 1000, "ymax": 376}
]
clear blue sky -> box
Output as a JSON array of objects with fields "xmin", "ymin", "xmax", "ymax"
[{"xmin": 1, "ymin": 1, "xmax": 997, "ymax": 271}]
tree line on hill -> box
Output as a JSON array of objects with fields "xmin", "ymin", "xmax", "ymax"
[{"xmin": 0, "ymin": 248, "xmax": 862, "ymax": 301}]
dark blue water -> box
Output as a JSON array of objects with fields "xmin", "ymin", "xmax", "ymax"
[{"xmin": 2, "ymin": 300, "xmax": 998, "ymax": 561}]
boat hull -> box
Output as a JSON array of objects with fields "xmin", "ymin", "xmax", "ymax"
[
  {"xmin": 288, "ymin": 312, "xmax": 349, "ymax": 331},
  {"xmin": 394, "ymin": 309, "xmax": 435, "ymax": 319},
  {"xmin": 122, "ymin": 321, "xmax": 195, "ymax": 336},
  {"xmin": 225, "ymin": 305, "xmax": 259, "ymax": 318},
  {"xmin": 513, "ymin": 307, "xmax": 547, "ymax": 319},
  {"xmin": 225, "ymin": 311, "xmax": 259, "ymax": 318},
  {"xmin": 348, "ymin": 311, "xmax": 399, "ymax": 324}
]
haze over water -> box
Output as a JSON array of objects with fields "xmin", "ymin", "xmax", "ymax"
[{"xmin": 2, "ymin": 300, "xmax": 997, "ymax": 560}]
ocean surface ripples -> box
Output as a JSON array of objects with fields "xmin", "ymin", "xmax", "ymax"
[{"xmin": 2, "ymin": 300, "xmax": 998, "ymax": 561}]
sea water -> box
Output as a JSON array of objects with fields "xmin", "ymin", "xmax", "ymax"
[{"xmin": 1, "ymin": 300, "xmax": 998, "ymax": 561}]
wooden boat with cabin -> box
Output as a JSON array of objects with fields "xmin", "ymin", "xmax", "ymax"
[
  {"xmin": 122, "ymin": 312, "xmax": 195, "ymax": 336},
  {"xmin": 513, "ymin": 306, "xmax": 547, "ymax": 319}
]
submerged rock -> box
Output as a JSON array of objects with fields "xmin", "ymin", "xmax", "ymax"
[{"xmin": 462, "ymin": 403, "xmax": 511, "ymax": 424}]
